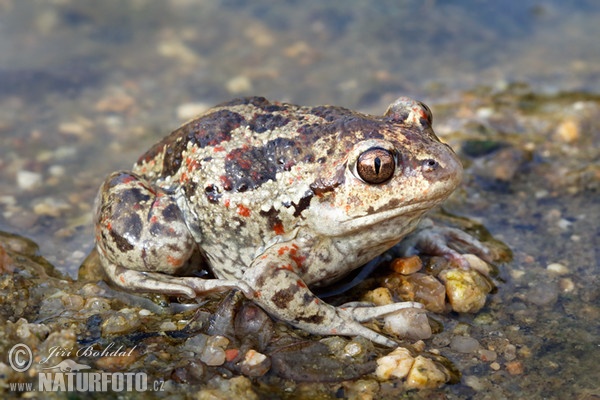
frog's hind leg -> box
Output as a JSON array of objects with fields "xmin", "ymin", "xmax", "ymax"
[
  {"xmin": 101, "ymin": 260, "xmax": 252, "ymax": 298},
  {"xmin": 242, "ymin": 243, "xmax": 423, "ymax": 347},
  {"xmin": 95, "ymin": 171, "xmax": 250, "ymax": 298}
]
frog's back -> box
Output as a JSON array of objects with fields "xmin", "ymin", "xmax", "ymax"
[{"xmin": 133, "ymin": 96, "xmax": 385, "ymax": 204}]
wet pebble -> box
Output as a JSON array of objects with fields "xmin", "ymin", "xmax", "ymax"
[
  {"xmin": 101, "ymin": 309, "xmax": 141, "ymax": 335},
  {"xmin": 506, "ymin": 360, "xmax": 524, "ymax": 375},
  {"xmin": 375, "ymin": 347, "xmax": 414, "ymax": 380},
  {"xmin": 450, "ymin": 336, "xmax": 480, "ymax": 353},
  {"xmin": 478, "ymin": 348, "xmax": 498, "ymax": 362},
  {"xmin": 439, "ymin": 268, "xmax": 492, "ymax": 313},
  {"xmin": 526, "ymin": 281, "xmax": 559, "ymax": 307},
  {"xmin": 384, "ymin": 273, "xmax": 446, "ymax": 313},
  {"xmin": 383, "ymin": 308, "xmax": 432, "ymax": 340},
  {"xmin": 390, "ymin": 256, "xmax": 422, "ymax": 274},
  {"xmin": 200, "ymin": 335, "xmax": 230, "ymax": 366},
  {"xmin": 404, "ymin": 355, "xmax": 450, "ymax": 390},
  {"xmin": 238, "ymin": 349, "xmax": 270, "ymax": 377},
  {"xmin": 546, "ymin": 262, "xmax": 570, "ymax": 275}
]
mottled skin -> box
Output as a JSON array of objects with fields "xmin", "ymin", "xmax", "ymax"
[{"xmin": 95, "ymin": 96, "xmax": 481, "ymax": 346}]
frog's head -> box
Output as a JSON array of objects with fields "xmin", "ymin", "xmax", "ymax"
[{"xmin": 306, "ymin": 97, "xmax": 463, "ymax": 239}]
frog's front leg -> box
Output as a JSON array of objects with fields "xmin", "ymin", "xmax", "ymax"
[
  {"xmin": 397, "ymin": 218, "xmax": 493, "ymax": 268},
  {"xmin": 95, "ymin": 171, "xmax": 251, "ymax": 298},
  {"xmin": 242, "ymin": 243, "xmax": 423, "ymax": 347}
]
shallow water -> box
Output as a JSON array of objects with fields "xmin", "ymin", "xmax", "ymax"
[{"xmin": 0, "ymin": 1, "xmax": 598, "ymax": 398}]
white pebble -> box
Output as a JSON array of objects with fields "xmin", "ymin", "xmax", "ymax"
[
  {"xmin": 375, "ymin": 347, "xmax": 414, "ymax": 380},
  {"xmin": 176, "ymin": 102, "xmax": 209, "ymax": 121},
  {"xmin": 546, "ymin": 263, "xmax": 569, "ymax": 275},
  {"xmin": 17, "ymin": 170, "xmax": 42, "ymax": 190}
]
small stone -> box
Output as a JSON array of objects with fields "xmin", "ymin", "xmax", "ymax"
[
  {"xmin": 33, "ymin": 198, "xmax": 70, "ymax": 217},
  {"xmin": 390, "ymin": 256, "xmax": 422, "ymax": 274},
  {"xmin": 238, "ymin": 349, "xmax": 270, "ymax": 377},
  {"xmin": 546, "ymin": 262, "xmax": 569, "ymax": 275},
  {"xmin": 383, "ymin": 308, "xmax": 432, "ymax": 340},
  {"xmin": 555, "ymin": 118, "xmax": 580, "ymax": 143},
  {"xmin": 102, "ymin": 310, "xmax": 141, "ymax": 335},
  {"xmin": 439, "ymin": 268, "xmax": 492, "ymax": 313},
  {"xmin": 344, "ymin": 342, "xmax": 364, "ymax": 358},
  {"xmin": 503, "ymin": 344, "xmax": 517, "ymax": 361},
  {"xmin": 478, "ymin": 349, "xmax": 497, "ymax": 362},
  {"xmin": 527, "ymin": 282, "xmax": 559, "ymax": 307},
  {"xmin": 450, "ymin": 336, "xmax": 480, "ymax": 353},
  {"xmin": 176, "ymin": 102, "xmax": 210, "ymax": 121},
  {"xmin": 559, "ymin": 278, "xmax": 575, "ymax": 293},
  {"xmin": 464, "ymin": 375, "xmax": 485, "ymax": 391},
  {"xmin": 200, "ymin": 335, "xmax": 229, "ymax": 366},
  {"xmin": 363, "ymin": 287, "xmax": 393, "ymax": 306},
  {"xmin": 17, "ymin": 170, "xmax": 42, "ymax": 191},
  {"xmin": 226, "ymin": 75, "xmax": 253, "ymax": 94},
  {"xmin": 405, "ymin": 355, "xmax": 449, "ymax": 389},
  {"xmin": 505, "ymin": 360, "xmax": 524, "ymax": 375},
  {"xmin": 490, "ymin": 362, "xmax": 501, "ymax": 370},
  {"xmin": 462, "ymin": 254, "xmax": 492, "ymax": 276},
  {"xmin": 375, "ymin": 347, "xmax": 415, "ymax": 380}
]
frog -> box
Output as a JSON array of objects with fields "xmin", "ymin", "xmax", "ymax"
[{"xmin": 94, "ymin": 96, "xmax": 489, "ymax": 347}]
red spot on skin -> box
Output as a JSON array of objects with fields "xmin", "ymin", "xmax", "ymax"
[
  {"xmin": 237, "ymin": 204, "xmax": 251, "ymax": 217},
  {"xmin": 186, "ymin": 158, "xmax": 201, "ymax": 172},
  {"xmin": 277, "ymin": 246, "xmax": 289, "ymax": 256},
  {"xmin": 167, "ymin": 255, "xmax": 182, "ymax": 267},
  {"xmin": 119, "ymin": 275, "xmax": 126, "ymax": 284},
  {"xmin": 290, "ymin": 253, "xmax": 306, "ymax": 268},
  {"xmin": 289, "ymin": 245, "xmax": 306, "ymax": 268},
  {"xmin": 224, "ymin": 198, "xmax": 231, "ymax": 207},
  {"xmin": 150, "ymin": 215, "xmax": 158, "ymax": 223},
  {"xmin": 273, "ymin": 222, "xmax": 285, "ymax": 235},
  {"xmin": 213, "ymin": 145, "xmax": 225, "ymax": 152},
  {"xmin": 106, "ymin": 222, "xmax": 112, "ymax": 231},
  {"xmin": 297, "ymin": 280, "xmax": 307, "ymax": 288},
  {"xmin": 121, "ymin": 175, "xmax": 136, "ymax": 184},
  {"xmin": 225, "ymin": 349, "xmax": 239, "ymax": 362},
  {"xmin": 276, "ymin": 264, "xmax": 294, "ymax": 272}
]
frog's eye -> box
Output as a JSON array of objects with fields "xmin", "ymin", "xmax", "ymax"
[{"xmin": 356, "ymin": 147, "xmax": 396, "ymax": 184}]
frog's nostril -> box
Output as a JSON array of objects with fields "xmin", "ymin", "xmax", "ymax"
[{"xmin": 422, "ymin": 159, "xmax": 439, "ymax": 172}]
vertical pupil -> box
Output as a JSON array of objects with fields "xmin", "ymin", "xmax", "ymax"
[{"xmin": 374, "ymin": 157, "xmax": 381, "ymax": 174}]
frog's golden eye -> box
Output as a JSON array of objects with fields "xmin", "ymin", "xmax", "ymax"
[{"xmin": 356, "ymin": 147, "xmax": 396, "ymax": 184}]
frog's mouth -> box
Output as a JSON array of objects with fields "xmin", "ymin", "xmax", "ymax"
[{"xmin": 310, "ymin": 196, "xmax": 447, "ymax": 237}]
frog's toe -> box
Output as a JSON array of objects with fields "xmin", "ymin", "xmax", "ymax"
[
  {"xmin": 399, "ymin": 224, "xmax": 492, "ymax": 268},
  {"xmin": 103, "ymin": 263, "xmax": 196, "ymax": 298},
  {"xmin": 341, "ymin": 301, "xmax": 424, "ymax": 322}
]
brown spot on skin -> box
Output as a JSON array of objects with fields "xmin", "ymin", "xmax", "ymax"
[
  {"xmin": 310, "ymin": 166, "xmax": 345, "ymax": 196},
  {"xmin": 109, "ymin": 229, "xmax": 134, "ymax": 252},
  {"xmin": 271, "ymin": 288, "xmax": 295, "ymax": 309},
  {"xmin": 296, "ymin": 313, "xmax": 325, "ymax": 324},
  {"xmin": 292, "ymin": 190, "xmax": 313, "ymax": 217},
  {"xmin": 260, "ymin": 207, "xmax": 285, "ymax": 234}
]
